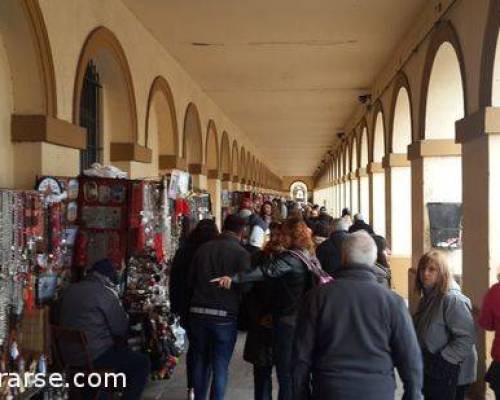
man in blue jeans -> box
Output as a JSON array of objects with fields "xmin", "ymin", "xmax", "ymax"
[{"xmin": 188, "ymin": 215, "xmax": 250, "ymax": 400}]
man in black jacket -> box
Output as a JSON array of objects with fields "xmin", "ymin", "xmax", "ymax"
[
  {"xmin": 316, "ymin": 218, "xmax": 349, "ymax": 276},
  {"xmin": 292, "ymin": 231, "xmax": 423, "ymax": 400},
  {"xmin": 59, "ymin": 259, "xmax": 150, "ymax": 400},
  {"xmin": 188, "ymin": 215, "xmax": 251, "ymax": 400},
  {"xmin": 348, "ymin": 212, "xmax": 375, "ymax": 234}
]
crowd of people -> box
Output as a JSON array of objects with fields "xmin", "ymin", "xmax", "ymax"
[
  {"xmin": 52, "ymin": 196, "xmax": 500, "ymax": 400},
  {"xmin": 168, "ymin": 199, "xmax": 500, "ymax": 400}
]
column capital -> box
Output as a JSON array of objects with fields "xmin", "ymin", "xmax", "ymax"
[
  {"xmin": 456, "ymin": 106, "xmax": 500, "ymax": 143},
  {"xmin": 407, "ymin": 139, "xmax": 461, "ymax": 161},
  {"xmin": 188, "ymin": 163, "xmax": 207, "ymax": 175},
  {"xmin": 382, "ymin": 153, "xmax": 410, "ymax": 168},
  {"xmin": 222, "ymin": 173, "xmax": 231, "ymax": 182},
  {"xmin": 12, "ymin": 114, "xmax": 87, "ymax": 150},
  {"xmin": 207, "ymin": 169, "xmax": 220, "ymax": 180},
  {"xmin": 232, "ymin": 175, "xmax": 239, "ymax": 183},
  {"xmin": 367, "ymin": 162, "xmax": 384, "ymax": 174},
  {"xmin": 348, "ymin": 172, "xmax": 356, "ymax": 181},
  {"xmin": 110, "ymin": 143, "xmax": 152, "ymax": 163},
  {"xmin": 355, "ymin": 168, "xmax": 368, "ymax": 178},
  {"xmin": 159, "ymin": 155, "xmax": 187, "ymax": 171}
]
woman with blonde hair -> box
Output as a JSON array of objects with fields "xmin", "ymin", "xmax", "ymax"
[{"xmin": 413, "ymin": 250, "xmax": 477, "ymax": 400}]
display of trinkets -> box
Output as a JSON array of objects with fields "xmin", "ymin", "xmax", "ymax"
[{"xmin": 125, "ymin": 252, "xmax": 185, "ymax": 380}]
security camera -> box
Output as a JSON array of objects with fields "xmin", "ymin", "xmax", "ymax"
[
  {"xmin": 336, "ymin": 132, "xmax": 345, "ymax": 139},
  {"xmin": 358, "ymin": 94, "xmax": 372, "ymax": 104}
]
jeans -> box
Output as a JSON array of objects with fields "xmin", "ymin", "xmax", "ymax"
[
  {"xmin": 190, "ymin": 316, "xmax": 238, "ymax": 400},
  {"xmin": 455, "ymin": 384, "xmax": 469, "ymax": 400},
  {"xmin": 254, "ymin": 365, "xmax": 273, "ymax": 400},
  {"xmin": 90, "ymin": 346, "xmax": 150, "ymax": 400},
  {"xmin": 273, "ymin": 319, "xmax": 296, "ymax": 400}
]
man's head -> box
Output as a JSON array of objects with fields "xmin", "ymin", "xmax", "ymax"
[
  {"xmin": 341, "ymin": 231, "xmax": 377, "ymax": 266},
  {"xmin": 332, "ymin": 218, "xmax": 349, "ymax": 232},
  {"xmin": 223, "ymin": 214, "xmax": 247, "ymax": 239},
  {"xmin": 354, "ymin": 213, "xmax": 365, "ymax": 222},
  {"xmin": 341, "ymin": 208, "xmax": 351, "ymax": 217},
  {"xmin": 89, "ymin": 259, "xmax": 119, "ymax": 285}
]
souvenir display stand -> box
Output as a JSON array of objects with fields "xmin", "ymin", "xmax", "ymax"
[{"xmin": 0, "ymin": 186, "xmax": 71, "ymax": 399}]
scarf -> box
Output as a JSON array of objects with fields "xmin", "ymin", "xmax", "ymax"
[{"xmin": 413, "ymin": 285, "xmax": 444, "ymax": 345}]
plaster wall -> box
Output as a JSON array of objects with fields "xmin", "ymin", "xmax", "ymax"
[
  {"xmin": 37, "ymin": 0, "xmax": 277, "ymax": 175},
  {"xmin": 0, "ymin": 34, "xmax": 14, "ymax": 188}
]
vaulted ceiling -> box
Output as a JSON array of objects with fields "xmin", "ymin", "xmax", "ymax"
[{"xmin": 123, "ymin": 0, "xmax": 426, "ymax": 176}]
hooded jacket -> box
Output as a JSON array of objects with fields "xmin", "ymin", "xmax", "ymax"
[{"xmin": 414, "ymin": 280, "xmax": 477, "ymax": 386}]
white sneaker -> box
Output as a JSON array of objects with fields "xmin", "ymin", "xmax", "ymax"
[{"xmin": 187, "ymin": 388, "xmax": 195, "ymax": 400}]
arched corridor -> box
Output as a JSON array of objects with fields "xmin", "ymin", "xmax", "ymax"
[{"xmin": 2, "ymin": 0, "xmax": 500, "ymax": 399}]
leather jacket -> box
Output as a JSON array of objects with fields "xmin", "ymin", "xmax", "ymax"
[{"xmin": 233, "ymin": 250, "xmax": 313, "ymax": 318}]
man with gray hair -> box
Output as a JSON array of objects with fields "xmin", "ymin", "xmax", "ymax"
[
  {"xmin": 316, "ymin": 218, "xmax": 349, "ymax": 276},
  {"xmin": 348, "ymin": 212, "xmax": 375, "ymax": 234},
  {"xmin": 292, "ymin": 231, "xmax": 423, "ymax": 400}
]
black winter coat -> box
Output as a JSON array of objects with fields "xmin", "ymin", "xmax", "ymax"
[
  {"xmin": 243, "ymin": 250, "xmax": 275, "ymax": 367},
  {"xmin": 189, "ymin": 233, "xmax": 251, "ymax": 317},
  {"xmin": 292, "ymin": 264, "xmax": 423, "ymax": 400},
  {"xmin": 348, "ymin": 219, "xmax": 375, "ymax": 234},
  {"xmin": 316, "ymin": 230, "xmax": 349, "ymax": 276},
  {"xmin": 169, "ymin": 241, "xmax": 201, "ymax": 327}
]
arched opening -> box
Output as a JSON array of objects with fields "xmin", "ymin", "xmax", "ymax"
[
  {"xmin": 79, "ymin": 62, "xmax": 102, "ymax": 171},
  {"xmin": 425, "ymin": 42, "xmax": 465, "ymax": 140},
  {"xmin": 359, "ymin": 127, "xmax": 370, "ymax": 218},
  {"xmin": 342, "ymin": 145, "xmax": 348, "ymax": 211},
  {"xmin": 220, "ymin": 132, "xmax": 231, "ymax": 181},
  {"xmin": 206, "ymin": 120, "xmax": 220, "ymax": 226},
  {"xmin": 231, "ymin": 140, "xmax": 239, "ymax": 181},
  {"xmin": 0, "ymin": 0, "xmax": 57, "ymax": 188},
  {"xmin": 183, "ymin": 103, "xmax": 203, "ymax": 170},
  {"xmin": 390, "ymin": 84, "xmax": 413, "ymax": 259},
  {"xmin": 290, "ymin": 181, "xmax": 308, "ymax": 203},
  {"xmin": 492, "ymin": 31, "xmax": 500, "ymax": 106},
  {"xmin": 371, "ymin": 111, "xmax": 386, "ymax": 236},
  {"xmin": 74, "ymin": 27, "xmax": 137, "ymax": 168},
  {"xmin": 239, "ymin": 146, "xmax": 246, "ymax": 186},
  {"xmin": 422, "ymin": 39, "xmax": 465, "ymax": 277},
  {"xmin": 146, "ymin": 76, "xmax": 178, "ymax": 175},
  {"xmin": 349, "ymin": 135, "xmax": 358, "ymax": 215}
]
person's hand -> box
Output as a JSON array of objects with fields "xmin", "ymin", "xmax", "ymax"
[{"xmin": 210, "ymin": 276, "xmax": 233, "ymax": 289}]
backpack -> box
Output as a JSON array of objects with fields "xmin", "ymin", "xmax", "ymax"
[{"xmin": 287, "ymin": 250, "xmax": 333, "ymax": 286}]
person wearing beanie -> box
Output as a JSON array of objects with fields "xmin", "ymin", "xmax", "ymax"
[
  {"xmin": 58, "ymin": 259, "xmax": 150, "ymax": 400},
  {"xmin": 348, "ymin": 213, "xmax": 375, "ymax": 235}
]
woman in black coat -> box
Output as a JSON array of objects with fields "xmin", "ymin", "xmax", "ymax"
[{"xmin": 243, "ymin": 222, "xmax": 283, "ymax": 400}]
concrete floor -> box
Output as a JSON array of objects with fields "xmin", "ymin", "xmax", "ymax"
[{"xmin": 142, "ymin": 333, "xmax": 407, "ymax": 400}]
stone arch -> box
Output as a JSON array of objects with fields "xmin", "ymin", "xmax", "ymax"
[
  {"xmin": 0, "ymin": 0, "xmax": 57, "ymax": 116},
  {"xmin": 220, "ymin": 131, "xmax": 231, "ymax": 178},
  {"xmin": 231, "ymin": 140, "xmax": 239, "ymax": 178},
  {"xmin": 145, "ymin": 76, "xmax": 178, "ymax": 156},
  {"xmin": 479, "ymin": 0, "xmax": 500, "ymax": 107},
  {"xmin": 389, "ymin": 73, "xmax": 413, "ymax": 153},
  {"xmin": 349, "ymin": 134, "xmax": 357, "ymax": 172},
  {"xmin": 359, "ymin": 123, "xmax": 369, "ymax": 168},
  {"xmin": 246, "ymin": 151, "xmax": 252, "ymax": 182},
  {"xmin": 73, "ymin": 26, "xmax": 138, "ymax": 146},
  {"xmin": 371, "ymin": 102, "xmax": 386, "ymax": 163},
  {"xmin": 240, "ymin": 146, "xmax": 246, "ymax": 180},
  {"xmin": 182, "ymin": 103, "xmax": 203, "ymax": 168},
  {"xmin": 205, "ymin": 119, "xmax": 219, "ymax": 174},
  {"xmin": 420, "ymin": 21, "xmax": 467, "ymax": 140}
]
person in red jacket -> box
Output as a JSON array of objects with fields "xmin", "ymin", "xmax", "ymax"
[{"xmin": 479, "ymin": 282, "xmax": 500, "ymax": 398}]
